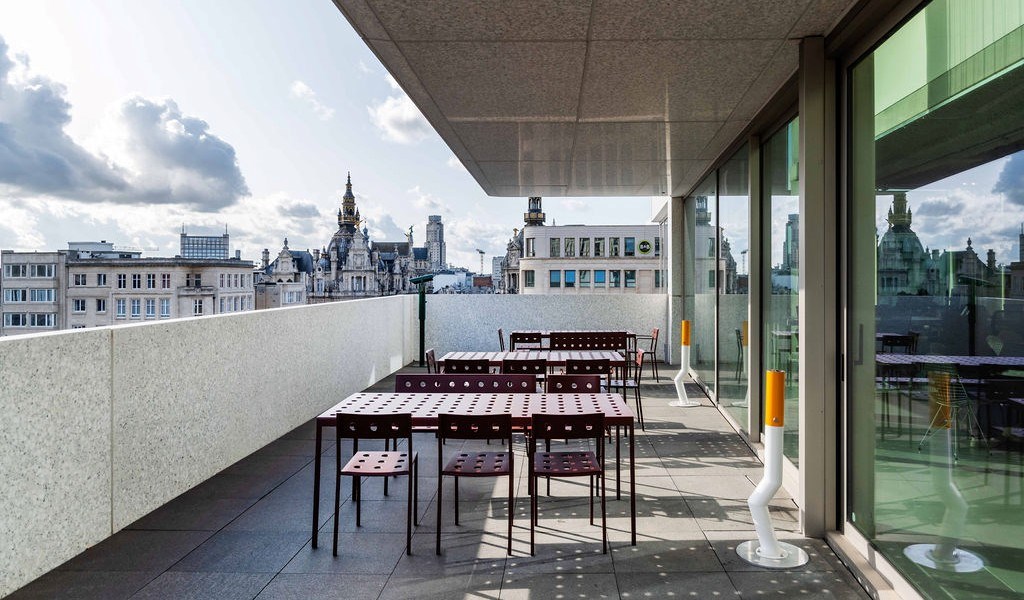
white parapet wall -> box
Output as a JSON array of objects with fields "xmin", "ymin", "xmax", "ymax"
[
  {"xmin": 424, "ymin": 293, "xmax": 669, "ymax": 360},
  {"xmin": 0, "ymin": 295, "xmax": 416, "ymax": 597}
]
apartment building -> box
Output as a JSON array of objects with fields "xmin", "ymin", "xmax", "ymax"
[
  {"xmin": 518, "ymin": 224, "xmax": 665, "ymax": 294},
  {"xmin": 1, "ymin": 242, "xmax": 254, "ymax": 335}
]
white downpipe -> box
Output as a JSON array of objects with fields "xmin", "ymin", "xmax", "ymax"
[
  {"xmin": 737, "ymin": 370, "xmax": 808, "ymax": 567},
  {"xmin": 749, "ymin": 424, "xmax": 784, "ymax": 558},
  {"xmin": 671, "ymin": 320, "xmax": 699, "ymax": 407}
]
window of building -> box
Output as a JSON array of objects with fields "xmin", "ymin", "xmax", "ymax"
[
  {"xmin": 146, "ymin": 274, "xmax": 156, "ymax": 289},
  {"xmin": 29, "ymin": 264, "xmax": 54, "ymax": 278},
  {"xmin": 29, "ymin": 313, "xmax": 54, "ymax": 327},
  {"xmin": 625, "ymin": 270, "xmax": 636, "ymax": 288},
  {"xmin": 624, "ymin": 237, "xmax": 636, "ymax": 256},
  {"xmin": 549, "ymin": 238, "xmax": 560, "ymax": 258},
  {"xmin": 654, "ymin": 237, "xmax": 661, "ymax": 257},
  {"xmin": 4, "ymin": 289, "xmax": 27, "ymax": 302},
  {"xmin": 579, "ymin": 238, "xmax": 590, "ymax": 257},
  {"xmin": 72, "ymin": 299, "xmax": 86, "ymax": 313},
  {"xmin": 115, "ymin": 298, "xmax": 126, "ymax": 318},
  {"xmin": 564, "ymin": 270, "xmax": 576, "ymax": 288},
  {"xmin": 117, "ymin": 274, "xmax": 127, "ymax": 289},
  {"xmin": 524, "ymin": 270, "xmax": 535, "ymax": 288},
  {"xmin": 594, "ymin": 270, "xmax": 606, "ymax": 287},
  {"xmin": 160, "ymin": 298, "xmax": 170, "ymax": 318},
  {"xmin": 219, "ymin": 297, "xmax": 225, "ymax": 313},
  {"xmin": 96, "ymin": 298, "xmax": 106, "ymax": 313},
  {"xmin": 96, "ymin": 273, "xmax": 107, "ymax": 286},
  {"xmin": 708, "ymin": 270, "xmax": 715, "ymax": 288},
  {"xmin": 193, "ymin": 299, "xmax": 204, "ymax": 315},
  {"xmin": 131, "ymin": 274, "xmax": 141, "ymax": 289},
  {"xmin": 707, "ymin": 237, "xmax": 715, "ymax": 257},
  {"xmin": 130, "ymin": 298, "xmax": 141, "ymax": 318},
  {"xmin": 610, "ymin": 238, "xmax": 620, "ymax": 257},
  {"xmin": 145, "ymin": 298, "xmax": 156, "ymax": 318},
  {"xmin": 73, "ymin": 274, "xmax": 87, "ymax": 286},
  {"xmin": 186, "ymin": 274, "xmax": 202, "ymax": 287},
  {"xmin": 525, "ymin": 238, "xmax": 535, "ymax": 257},
  {"xmin": 579, "ymin": 270, "xmax": 590, "ymax": 287},
  {"xmin": 610, "ymin": 270, "xmax": 621, "ymax": 287},
  {"xmin": 564, "ymin": 238, "xmax": 575, "ymax": 257},
  {"xmin": 234, "ymin": 274, "xmax": 240, "ymax": 288},
  {"xmin": 161, "ymin": 273, "xmax": 171, "ymax": 289},
  {"xmin": 4, "ymin": 264, "xmax": 27, "ymax": 278},
  {"xmin": 219, "ymin": 274, "xmax": 225, "ymax": 288},
  {"xmin": 3, "ymin": 313, "xmax": 27, "ymax": 326},
  {"xmin": 29, "ymin": 289, "xmax": 53, "ymax": 302},
  {"xmin": 594, "ymin": 238, "xmax": 604, "ymax": 257},
  {"xmin": 655, "ymin": 270, "xmax": 661, "ymax": 288},
  {"xmin": 549, "ymin": 270, "xmax": 560, "ymax": 288}
]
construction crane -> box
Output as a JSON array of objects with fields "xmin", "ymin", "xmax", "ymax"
[{"xmin": 476, "ymin": 249, "xmax": 485, "ymax": 274}]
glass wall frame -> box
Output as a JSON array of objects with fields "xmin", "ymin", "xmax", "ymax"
[{"xmin": 845, "ymin": 2, "xmax": 1024, "ymax": 598}]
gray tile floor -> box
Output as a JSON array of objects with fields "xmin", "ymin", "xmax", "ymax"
[{"xmin": 10, "ymin": 366, "xmax": 871, "ymax": 599}]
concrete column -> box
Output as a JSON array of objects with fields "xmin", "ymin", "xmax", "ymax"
[
  {"xmin": 668, "ymin": 195, "xmax": 685, "ymax": 364},
  {"xmin": 798, "ymin": 36, "xmax": 838, "ymax": 537},
  {"xmin": 747, "ymin": 136, "xmax": 763, "ymax": 442}
]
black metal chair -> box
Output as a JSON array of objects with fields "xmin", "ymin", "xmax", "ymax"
[
  {"xmin": 333, "ymin": 412, "xmax": 418, "ymax": 556},
  {"xmin": 435, "ymin": 413, "xmax": 515, "ymax": 555},
  {"xmin": 609, "ymin": 350, "xmax": 646, "ymax": 430}
]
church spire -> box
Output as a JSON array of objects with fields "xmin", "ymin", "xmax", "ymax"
[{"xmin": 338, "ymin": 172, "xmax": 360, "ymax": 231}]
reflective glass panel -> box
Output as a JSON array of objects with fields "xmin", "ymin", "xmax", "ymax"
[
  {"xmin": 849, "ymin": 2, "xmax": 1024, "ymax": 597},
  {"xmin": 718, "ymin": 145, "xmax": 750, "ymax": 428},
  {"xmin": 763, "ymin": 118, "xmax": 800, "ymax": 459}
]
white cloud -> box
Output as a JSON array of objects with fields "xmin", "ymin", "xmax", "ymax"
[
  {"xmin": 0, "ymin": 36, "xmax": 249, "ymax": 212},
  {"xmin": 357, "ymin": 60, "xmax": 373, "ymax": 75},
  {"xmin": 368, "ymin": 75, "xmax": 431, "ymax": 144},
  {"xmin": 561, "ymin": 198, "xmax": 587, "ymax": 211},
  {"xmin": 443, "ymin": 215, "xmax": 515, "ymax": 270},
  {"xmin": 289, "ymin": 80, "xmax": 334, "ymax": 121},
  {"xmin": 407, "ymin": 185, "xmax": 448, "ymax": 213},
  {"xmin": 446, "ymin": 155, "xmax": 463, "ymax": 170}
]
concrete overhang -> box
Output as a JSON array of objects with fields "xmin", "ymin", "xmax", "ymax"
[{"xmin": 335, "ymin": 0, "xmax": 858, "ymax": 198}]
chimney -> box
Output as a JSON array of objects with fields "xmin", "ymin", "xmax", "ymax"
[
  {"xmin": 987, "ymin": 248, "xmax": 996, "ymax": 270},
  {"xmin": 261, "ymin": 248, "xmax": 270, "ymax": 269}
]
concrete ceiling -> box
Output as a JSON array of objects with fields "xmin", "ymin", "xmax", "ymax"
[{"xmin": 335, "ymin": 0, "xmax": 858, "ymax": 198}]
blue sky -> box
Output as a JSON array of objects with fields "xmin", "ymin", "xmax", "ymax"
[{"xmin": 0, "ymin": 0, "xmax": 654, "ymax": 270}]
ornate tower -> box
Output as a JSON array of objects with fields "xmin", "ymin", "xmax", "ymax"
[
  {"xmin": 524, "ymin": 197, "xmax": 546, "ymax": 226},
  {"xmin": 338, "ymin": 173, "xmax": 361, "ymax": 234},
  {"xmin": 887, "ymin": 191, "xmax": 913, "ymax": 232}
]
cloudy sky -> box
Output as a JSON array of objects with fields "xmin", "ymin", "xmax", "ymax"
[{"xmin": 0, "ymin": 0, "xmax": 654, "ymax": 271}]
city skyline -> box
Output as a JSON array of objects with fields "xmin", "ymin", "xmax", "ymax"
[{"xmin": 0, "ymin": 1, "xmax": 656, "ymax": 271}]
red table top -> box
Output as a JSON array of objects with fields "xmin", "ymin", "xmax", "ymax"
[
  {"xmin": 439, "ymin": 350, "xmax": 625, "ymax": 367},
  {"xmin": 875, "ymin": 353, "xmax": 1024, "ymax": 367},
  {"xmin": 316, "ymin": 392, "xmax": 635, "ymax": 427}
]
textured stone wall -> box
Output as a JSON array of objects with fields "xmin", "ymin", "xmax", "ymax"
[{"xmin": 0, "ymin": 295, "xmax": 416, "ymax": 597}]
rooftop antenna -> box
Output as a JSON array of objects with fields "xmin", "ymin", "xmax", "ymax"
[{"xmin": 476, "ymin": 249, "xmax": 485, "ymax": 274}]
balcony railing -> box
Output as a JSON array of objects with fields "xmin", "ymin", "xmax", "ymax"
[{"xmin": 0, "ymin": 293, "xmax": 666, "ymax": 596}]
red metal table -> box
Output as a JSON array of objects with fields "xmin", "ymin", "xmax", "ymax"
[
  {"xmin": 439, "ymin": 350, "xmax": 625, "ymax": 369},
  {"xmin": 310, "ymin": 391, "xmax": 637, "ymax": 549}
]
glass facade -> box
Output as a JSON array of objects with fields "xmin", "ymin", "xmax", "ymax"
[
  {"xmin": 718, "ymin": 146, "xmax": 750, "ymax": 428},
  {"xmin": 849, "ymin": 2, "xmax": 1024, "ymax": 598},
  {"xmin": 763, "ymin": 118, "xmax": 800, "ymax": 458},
  {"xmin": 687, "ymin": 174, "xmax": 717, "ymax": 394}
]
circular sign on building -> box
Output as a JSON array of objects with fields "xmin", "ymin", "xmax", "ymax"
[{"xmin": 638, "ymin": 240, "xmax": 652, "ymax": 255}]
